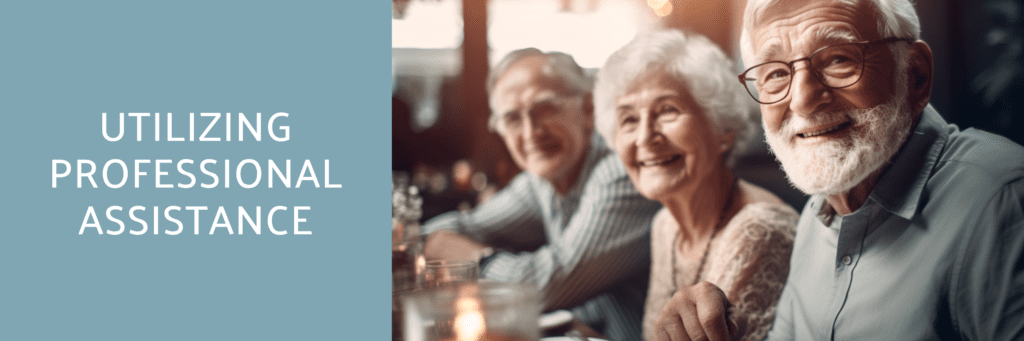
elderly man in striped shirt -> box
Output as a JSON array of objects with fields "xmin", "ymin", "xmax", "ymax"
[{"xmin": 423, "ymin": 48, "xmax": 662, "ymax": 340}]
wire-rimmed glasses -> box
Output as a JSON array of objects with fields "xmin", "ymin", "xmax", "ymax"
[
  {"xmin": 492, "ymin": 94, "xmax": 582, "ymax": 134},
  {"xmin": 738, "ymin": 37, "xmax": 914, "ymax": 104}
]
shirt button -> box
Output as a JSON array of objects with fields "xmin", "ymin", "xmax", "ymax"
[{"xmin": 842, "ymin": 255, "xmax": 852, "ymax": 265}]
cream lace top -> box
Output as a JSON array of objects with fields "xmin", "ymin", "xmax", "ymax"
[{"xmin": 642, "ymin": 202, "xmax": 798, "ymax": 341}]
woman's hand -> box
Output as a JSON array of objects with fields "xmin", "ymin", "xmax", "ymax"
[{"xmin": 655, "ymin": 281, "xmax": 741, "ymax": 341}]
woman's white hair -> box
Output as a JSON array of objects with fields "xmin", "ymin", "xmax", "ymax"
[
  {"xmin": 739, "ymin": 0, "xmax": 921, "ymax": 69},
  {"xmin": 593, "ymin": 29, "xmax": 758, "ymax": 167}
]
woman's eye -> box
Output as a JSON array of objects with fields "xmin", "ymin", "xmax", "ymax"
[
  {"xmin": 657, "ymin": 105, "xmax": 682, "ymax": 119},
  {"xmin": 619, "ymin": 116, "xmax": 638, "ymax": 126},
  {"xmin": 617, "ymin": 113, "xmax": 639, "ymax": 129}
]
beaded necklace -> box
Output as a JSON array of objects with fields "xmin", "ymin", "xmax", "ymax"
[{"xmin": 670, "ymin": 178, "xmax": 738, "ymax": 291}]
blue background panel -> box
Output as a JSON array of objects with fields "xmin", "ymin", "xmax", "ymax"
[{"xmin": 0, "ymin": 1, "xmax": 389, "ymax": 340}]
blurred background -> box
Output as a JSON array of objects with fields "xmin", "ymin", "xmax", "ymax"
[{"xmin": 392, "ymin": 0, "xmax": 1023, "ymax": 220}]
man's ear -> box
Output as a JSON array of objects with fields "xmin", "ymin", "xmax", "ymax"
[{"xmin": 906, "ymin": 41, "xmax": 933, "ymax": 115}]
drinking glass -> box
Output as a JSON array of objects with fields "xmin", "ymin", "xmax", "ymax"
[
  {"xmin": 403, "ymin": 282, "xmax": 541, "ymax": 341},
  {"xmin": 422, "ymin": 260, "xmax": 479, "ymax": 289},
  {"xmin": 393, "ymin": 223, "xmax": 424, "ymax": 341}
]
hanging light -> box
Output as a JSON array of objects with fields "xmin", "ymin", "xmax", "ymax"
[
  {"xmin": 650, "ymin": 0, "xmax": 672, "ymax": 17},
  {"xmin": 646, "ymin": 0, "xmax": 667, "ymax": 9}
]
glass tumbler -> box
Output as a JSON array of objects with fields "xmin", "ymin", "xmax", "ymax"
[
  {"xmin": 403, "ymin": 282, "xmax": 541, "ymax": 341},
  {"xmin": 421, "ymin": 259, "xmax": 478, "ymax": 289}
]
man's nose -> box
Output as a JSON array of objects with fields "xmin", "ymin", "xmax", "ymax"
[
  {"xmin": 788, "ymin": 64, "xmax": 833, "ymax": 116},
  {"xmin": 522, "ymin": 115, "xmax": 545, "ymax": 140}
]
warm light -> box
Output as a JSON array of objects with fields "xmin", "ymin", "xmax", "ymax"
[
  {"xmin": 392, "ymin": 0, "xmax": 463, "ymax": 49},
  {"xmin": 454, "ymin": 297, "xmax": 486, "ymax": 341},
  {"xmin": 453, "ymin": 160, "xmax": 473, "ymax": 190},
  {"xmin": 416, "ymin": 254, "xmax": 426, "ymax": 276},
  {"xmin": 653, "ymin": 1, "xmax": 673, "ymax": 17},
  {"xmin": 646, "ymin": 0, "xmax": 667, "ymax": 9},
  {"xmin": 489, "ymin": 0, "xmax": 642, "ymax": 68}
]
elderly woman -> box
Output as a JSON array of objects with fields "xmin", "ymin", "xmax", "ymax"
[{"xmin": 594, "ymin": 30, "xmax": 798, "ymax": 341}]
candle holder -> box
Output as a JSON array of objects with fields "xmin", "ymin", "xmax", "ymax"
[{"xmin": 403, "ymin": 282, "xmax": 541, "ymax": 341}]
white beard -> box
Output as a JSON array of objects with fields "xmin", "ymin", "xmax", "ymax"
[{"xmin": 766, "ymin": 82, "xmax": 914, "ymax": 196}]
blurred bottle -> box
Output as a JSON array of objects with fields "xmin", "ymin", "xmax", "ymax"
[{"xmin": 394, "ymin": 172, "xmax": 425, "ymax": 341}]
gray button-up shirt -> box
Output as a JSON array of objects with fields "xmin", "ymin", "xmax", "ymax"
[{"xmin": 766, "ymin": 106, "xmax": 1024, "ymax": 340}]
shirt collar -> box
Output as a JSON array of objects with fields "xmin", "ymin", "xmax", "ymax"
[
  {"xmin": 868, "ymin": 105, "xmax": 950, "ymax": 220},
  {"xmin": 563, "ymin": 132, "xmax": 607, "ymax": 197},
  {"xmin": 815, "ymin": 196, "xmax": 837, "ymax": 226}
]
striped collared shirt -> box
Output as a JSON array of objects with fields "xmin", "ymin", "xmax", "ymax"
[{"xmin": 423, "ymin": 133, "xmax": 662, "ymax": 340}]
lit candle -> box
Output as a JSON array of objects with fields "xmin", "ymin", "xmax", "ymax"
[
  {"xmin": 454, "ymin": 297, "xmax": 485, "ymax": 341},
  {"xmin": 415, "ymin": 254, "xmax": 426, "ymax": 277}
]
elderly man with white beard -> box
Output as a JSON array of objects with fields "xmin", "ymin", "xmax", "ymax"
[{"xmin": 649, "ymin": 0, "xmax": 1024, "ymax": 340}]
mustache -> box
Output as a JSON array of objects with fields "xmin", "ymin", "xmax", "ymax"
[
  {"xmin": 773, "ymin": 108, "xmax": 871, "ymax": 140},
  {"xmin": 522, "ymin": 137, "xmax": 560, "ymax": 152}
]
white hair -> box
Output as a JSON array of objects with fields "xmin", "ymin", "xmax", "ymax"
[
  {"xmin": 741, "ymin": 0, "xmax": 921, "ymax": 196},
  {"xmin": 593, "ymin": 30, "xmax": 758, "ymax": 167},
  {"xmin": 486, "ymin": 48, "xmax": 591, "ymax": 131},
  {"xmin": 739, "ymin": 0, "xmax": 921, "ymax": 67}
]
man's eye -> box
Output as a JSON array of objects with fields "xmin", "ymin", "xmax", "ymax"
[
  {"xmin": 530, "ymin": 103, "xmax": 560, "ymax": 118},
  {"xmin": 817, "ymin": 49, "xmax": 859, "ymax": 67},
  {"xmin": 829, "ymin": 56, "xmax": 853, "ymax": 65},
  {"xmin": 766, "ymin": 69, "xmax": 790, "ymax": 80},
  {"xmin": 502, "ymin": 114, "xmax": 521, "ymax": 124}
]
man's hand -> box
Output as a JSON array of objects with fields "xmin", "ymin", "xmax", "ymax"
[
  {"xmin": 655, "ymin": 281, "xmax": 741, "ymax": 341},
  {"xmin": 423, "ymin": 230, "xmax": 487, "ymax": 261}
]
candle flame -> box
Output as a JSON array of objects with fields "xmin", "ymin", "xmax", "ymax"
[{"xmin": 454, "ymin": 296, "xmax": 485, "ymax": 341}]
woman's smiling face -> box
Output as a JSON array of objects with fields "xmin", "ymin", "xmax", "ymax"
[{"xmin": 613, "ymin": 72, "xmax": 729, "ymax": 202}]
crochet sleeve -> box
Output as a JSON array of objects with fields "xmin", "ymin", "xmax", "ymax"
[{"xmin": 705, "ymin": 204, "xmax": 797, "ymax": 341}]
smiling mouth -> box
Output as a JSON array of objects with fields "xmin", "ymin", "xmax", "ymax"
[
  {"xmin": 526, "ymin": 140, "xmax": 560, "ymax": 154},
  {"xmin": 638, "ymin": 155, "xmax": 682, "ymax": 167},
  {"xmin": 798, "ymin": 121, "xmax": 852, "ymax": 138}
]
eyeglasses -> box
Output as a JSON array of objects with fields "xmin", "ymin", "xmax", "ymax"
[
  {"xmin": 493, "ymin": 95, "xmax": 581, "ymax": 134},
  {"xmin": 738, "ymin": 37, "xmax": 913, "ymax": 104}
]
